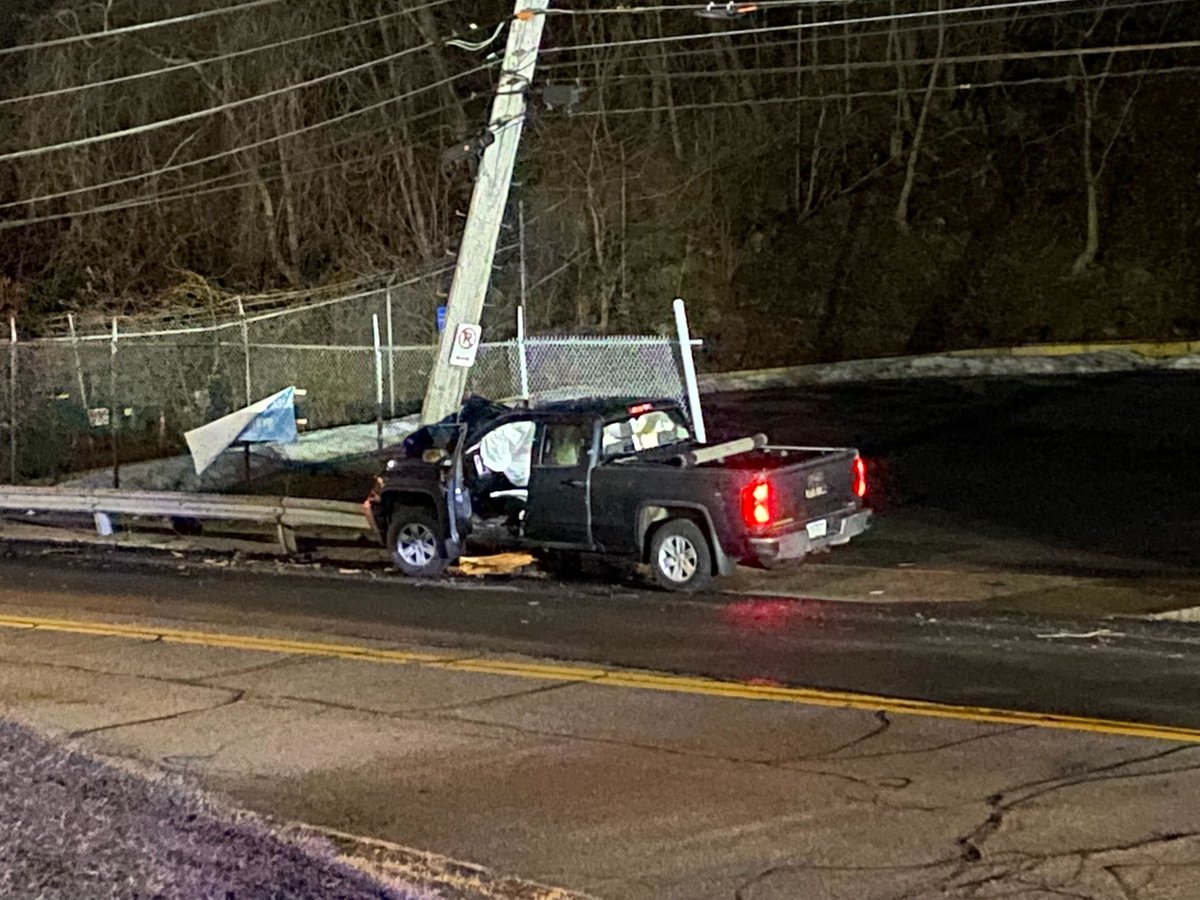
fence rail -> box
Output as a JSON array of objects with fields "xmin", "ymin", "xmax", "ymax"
[{"xmin": 0, "ymin": 486, "xmax": 371, "ymax": 553}]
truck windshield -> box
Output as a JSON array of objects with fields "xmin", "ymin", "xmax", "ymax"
[{"xmin": 602, "ymin": 409, "xmax": 691, "ymax": 457}]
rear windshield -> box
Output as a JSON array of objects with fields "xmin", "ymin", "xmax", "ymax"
[{"xmin": 602, "ymin": 408, "xmax": 690, "ymax": 457}]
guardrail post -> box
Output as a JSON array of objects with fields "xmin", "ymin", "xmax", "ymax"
[
  {"xmin": 94, "ymin": 513, "xmax": 114, "ymax": 536},
  {"xmin": 276, "ymin": 522, "xmax": 298, "ymax": 555}
]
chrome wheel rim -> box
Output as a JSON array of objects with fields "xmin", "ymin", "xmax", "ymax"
[
  {"xmin": 658, "ymin": 534, "xmax": 698, "ymax": 583},
  {"xmin": 396, "ymin": 523, "xmax": 437, "ymax": 568}
]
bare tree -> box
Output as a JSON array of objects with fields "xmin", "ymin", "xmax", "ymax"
[{"xmin": 895, "ymin": 0, "xmax": 945, "ymax": 231}]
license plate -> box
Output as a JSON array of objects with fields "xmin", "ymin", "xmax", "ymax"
[{"xmin": 806, "ymin": 519, "xmax": 828, "ymax": 539}]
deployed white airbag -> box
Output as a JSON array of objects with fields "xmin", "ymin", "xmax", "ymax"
[{"xmin": 478, "ymin": 420, "xmax": 536, "ymax": 487}]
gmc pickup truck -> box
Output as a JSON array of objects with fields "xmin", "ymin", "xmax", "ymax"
[{"xmin": 365, "ymin": 397, "xmax": 871, "ymax": 592}]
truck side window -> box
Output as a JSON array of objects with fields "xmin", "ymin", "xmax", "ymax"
[
  {"xmin": 602, "ymin": 410, "xmax": 690, "ymax": 457},
  {"xmin": 540, "ymin": 424, "xmax": 590, "ymax": 468}
]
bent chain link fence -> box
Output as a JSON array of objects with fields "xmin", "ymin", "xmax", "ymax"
[{"xmin": 1, "ymin": 299, "xmax": 692, "ymax": 487}]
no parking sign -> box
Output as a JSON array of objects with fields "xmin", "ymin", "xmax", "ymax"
[{"xmin": 448, "ymin": 323, "xmax": 482, "ymax": 368}]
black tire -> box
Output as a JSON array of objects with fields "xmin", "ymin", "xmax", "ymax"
[
  {"xmin": 386, "ymin": 506, "xmax": 448, "ymax": 578},
  {"xmin": 648, "ymin": 519, "xmax": 714, "ymax": 593}
]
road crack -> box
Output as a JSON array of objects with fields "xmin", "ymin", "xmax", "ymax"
[
  {"xmin": 68, "ymin": 689, "xmax": 245, "ymax": 738},
  {"xmin": 956, "ymin": 744, "xmax": 1200, "ymax": 864}
]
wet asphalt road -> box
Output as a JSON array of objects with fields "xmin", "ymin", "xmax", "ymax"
[{"xmin": 2, "ymin": 549, "xmax": 1200, "ymax": 730}]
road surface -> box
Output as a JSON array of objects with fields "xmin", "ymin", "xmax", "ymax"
[
  {"xmin": 2, "ymin": 371, "xmax": 1200, "ymax": 897},
  {"xmin": 0, "ymin": 552, "xmax": 1199, "ymax": 898}
]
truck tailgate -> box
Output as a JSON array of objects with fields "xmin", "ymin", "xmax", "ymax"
[{"xmin": 710, "ymin": 446, "xmax": 862, "ymax": 531}]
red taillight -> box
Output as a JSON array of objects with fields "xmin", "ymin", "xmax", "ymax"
[
  {"xmin": 741, "ymin": 479, "xmax": 776, "ymax": 528},
  {"xmin": 852, "ymin": 455, "xmax": 867, "ymax": 499}
]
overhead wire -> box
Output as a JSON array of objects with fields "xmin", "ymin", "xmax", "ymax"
[
  {"xmin": 0, "ymin": 60, "xmax": 501, "ymax": 213},
  {"xmin": 0, "ymin": 0, "xmax": 457, "ymax": 107},
  {"xmin": 0, "ymin": 102, "xmax": 462, "ymax": 230},
  {"xmin": 539, "ymin": 0, "xmax": 1122, "ymax": 54},
  {"xmin": 574, "ymin": 62, "xmax": 1200, "ymax": 117},
  {"xmin": 534, "ymin": 0, "xmax": 1188, "ymax": 73},
  {"xmin": 575, "ymin": 38, "xmax": 1200, "ymax": 86},
  {"xmin": 0, "ymin": 37, "xmax": 451, "ymax": 162},
  {"xmin": 0, "ymin": 0, "xmax": 290, "ymax": 56}
]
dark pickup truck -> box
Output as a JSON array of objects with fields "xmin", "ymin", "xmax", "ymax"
[{"xmin": 364, "ymin": 397, "xmax": 871, "ymax": 592}]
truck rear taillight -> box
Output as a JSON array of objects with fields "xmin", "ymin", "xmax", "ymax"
[
  {"xmin": 852, "ymin": 455, "xmax": 867, "ymax": 499},
  {"xmin": 741, "ymin": 479, "xmax": 776, "ymax": 528}
]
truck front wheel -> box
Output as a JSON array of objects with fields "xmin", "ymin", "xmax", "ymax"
[
  {"xmin": 649, "ymin": 519, "xmax": 714, "ymax": 593},
  {"xmin": 387, "ymin": 507, "xmax": 449, "ymax": 578}
]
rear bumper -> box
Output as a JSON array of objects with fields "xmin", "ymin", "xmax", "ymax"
[{"xmin": 748, "ymin": 508, "xmax": 872, "ymax": 565}]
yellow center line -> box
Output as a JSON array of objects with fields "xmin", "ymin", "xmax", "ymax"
[{"xmin": 0, "ymin": 612, "xmax": 1195, "ymax": 744}]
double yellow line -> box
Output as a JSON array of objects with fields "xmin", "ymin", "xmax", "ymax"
[{"xmin": 1, "ymin": 612, "xmax": 1196, "ymax": 744}]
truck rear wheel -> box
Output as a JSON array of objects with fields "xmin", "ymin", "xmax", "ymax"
[
  {"xmin": 649, "ymin": 519, "xmax": 714, "ymax": 593},
  {"xmin": 387, "ymin": 506, "xmax": 448, "ymax": 578}
]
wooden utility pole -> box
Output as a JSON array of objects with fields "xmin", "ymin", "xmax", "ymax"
[{"xmin": 421, "ymin": 0, "xmax": 549, "ymax": 424}]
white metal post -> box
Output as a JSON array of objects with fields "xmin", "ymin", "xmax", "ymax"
[
  {"xmin": 516, "ymin": 305, "xmax": 530, "ymax": 401},
  {"xmin": 673, "ymin": 298, "xmax": 707, "ymax": 444},
  {"xmin": 109, "ymin": 318, "xmax": 120, "ymax": 488},
  {"xmin": 237, "ymin": 297, "xmax": 252, "ymax": 406},
  {"xmin": 385, "ymin": 285, "xmax": 396, "ymax": 418},
  {"xmin": 421, "ymin": 0, "xmax": 550, "ymax": 424},
  {"xmin": 373, "ymin": 314, "xmax": 384, "ymax": 451},
  {"xmin": 8, "ymin": 317, "xmax": 16, "ymax": 483}
]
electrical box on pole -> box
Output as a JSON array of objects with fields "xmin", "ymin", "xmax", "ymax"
[{"xmin": 421, "ymin": 0, "xmax": 550, "ymax": 424}]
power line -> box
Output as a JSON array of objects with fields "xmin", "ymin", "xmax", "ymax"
[
  {"xmin": 541, "ymin": 0, "xmax": 1112, "ymax": 55},
  {"xmin": 0, "ymin": 0, "xmax": 457, "ymax": 107},
  {"xmin": 574, "ymin": 62, "xmax": 1200, "ymax": 116},
  {"xmin": 0, "ymin": 34, "xmax": 469, "ymax": 162},
  {"xmin": 0, "ymin": 61, "xmax": 499, "ymax": 213},
  {"xmin": 581, "ymin": 38, "xmax": 1200, "ymax": 86},
  {"xmin": 0, "ymin": 0, "xmax": 290, "ymax": 57},
  {"xmin": 0, "ymin": 103, "xmax": 461, "ymax": 229},
  {"xmin": 534, "ymin": 0, "xmax": 1186, "ymax": 73}
]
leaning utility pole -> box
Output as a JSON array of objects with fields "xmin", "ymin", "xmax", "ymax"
[{"xmin": 421, "ymin": 0, "xmax": 549, "ymax": 424}]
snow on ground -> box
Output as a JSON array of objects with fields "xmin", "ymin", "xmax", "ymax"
[{"xmin": 698, "ymin": 349, "xmax": 1197, "ymax": 392}]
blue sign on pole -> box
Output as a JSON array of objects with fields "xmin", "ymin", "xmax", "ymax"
[{"xmin": 436, "ymin": 306, "xmax": 447, "ymax": 333}]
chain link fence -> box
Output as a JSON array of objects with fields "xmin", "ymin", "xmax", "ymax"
[{"xmin": 0, "ymin": 293, "xmax": 694, "ymax": 487}]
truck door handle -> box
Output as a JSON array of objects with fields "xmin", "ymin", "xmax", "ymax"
[{"xmin": 562, "ymin": 478, "xmax": 585, "ymax": 488}]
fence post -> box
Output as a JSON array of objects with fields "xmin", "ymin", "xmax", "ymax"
[
  {"xmin": 516, "ymin": 305, "xmax": 530, "ymax": 401},
  {"xmin": 110, "ymin": 318, "xmax": 120, "ymax": 489},
  {"xmin": 373, "ymin": 314, "xmax": 384, "ymax": 452},
  {"xmin": 8, "ymin": 317, "xmax": 16, "ymax": 483},
  {"xmin": 237, "ymin": 297, "xmax": 252, "ymax": 406},
  {"xmin": 385, "ymin": 286, "xmax": 396, "ymax": 418},
  {"xmin": 673, "ymin": 298, "xmax": 707, "ymax": 444},
  {"xmin": 67, "ymin": 313, "xmax": 90, "ymax": 413}
]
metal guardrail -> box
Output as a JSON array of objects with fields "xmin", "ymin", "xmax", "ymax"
[{"xmin": 0, "ymin": 486, "xmax": 372, "ymax": 553}]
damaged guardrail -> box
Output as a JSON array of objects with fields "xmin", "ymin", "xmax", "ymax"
[{"xmin": 0, "ymin": 486, "xmax": 371, "ymax": 554}]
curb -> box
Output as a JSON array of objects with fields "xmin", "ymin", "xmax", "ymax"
[{"xmin": 310, "ymin": 825, "xmax": 597, "ymax": 900}]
